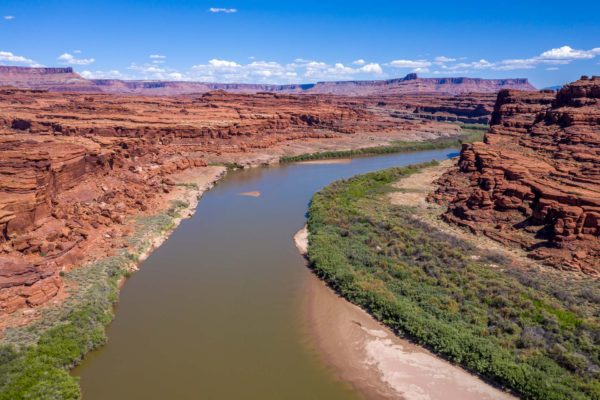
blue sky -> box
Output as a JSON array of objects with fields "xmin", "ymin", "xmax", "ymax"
[{"xmin": 1, "ymin": 0, "xmax": 599, "ymax": 87}]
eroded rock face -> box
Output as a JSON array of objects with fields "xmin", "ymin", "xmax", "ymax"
[
  {"xmin": 0, "ymin": 87, "xmax": 495, "ymax": 315},
  {"xmin": 430, "ymin": 77, "xmax": 600, "ymax": 274}
]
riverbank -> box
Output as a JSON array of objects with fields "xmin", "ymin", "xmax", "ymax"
[
  {"xmin": 0, "ymin": 129, "xmax": 477, "ymax": 399},
  {"xmin": 280, "ymin": 126, "xmax": 484, "ymax": 163},
  {"xmin": 0, "ymin": 166, "xmax": 226, "ymax": 399},
  {"xmin": 1, "ymin": 125, "xmax": 468, "ymax": 332},
  {"xmin": 305, "ymin": 162, "xmax": 600, "ymax": 400},
  {"xmin": 0, "ymin": 133, "xmax": 449, "ymax": 399},
  {"xmin": 295, "ymin": 226, "xmax": 514, "ymax": 400}
]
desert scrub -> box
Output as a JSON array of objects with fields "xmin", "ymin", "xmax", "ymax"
[
  {"xmin": 208, "ymin": 161, "xmax": 244, "ymax": 170},
  {"xmin": 306, "ymin": 163, "xmax": 600, "ymax": 400},
  {"xmin": 280, "ymin": 128, "xmax": 484, "ymax": 163},
  {"xmin": 0, "ymin": 200, "xmax": 192, "ymax": 400},
  {"xmin": 176, "ymin": 182, "xmax": 199, "ymax": 190},
  {"xmin": 458, "ymin": 123, "xmax": 489, "ymax": 131}
]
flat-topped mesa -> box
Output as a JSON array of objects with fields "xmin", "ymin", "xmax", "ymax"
[
  {"xmin": 0, "ymin": 66, "xmax": 99, "ymax": 92},
  {"xmin": 0, "ymin": 66, "xmax": 535, "ymax": 95},
  {"xmin": 87, "ymin": 74, "xmax": 536, "ymax": 95},
  {"xmin": 307, "ymin": 74, "xmax": 536, "ymax": 96},
  {"xmin": 430, "ymin": 77, "xmax": 600, "ymax": 275},
  {"xmin": 0, "ymin": 66, "xmax": 74, "ymax": 74}
]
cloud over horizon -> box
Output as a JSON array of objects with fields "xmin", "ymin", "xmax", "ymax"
[
  {"xmin": 0, "ymin": 50, "xmax": 41, "ymax": 67},
  {"xmin": 57, "ymin": 53, "xmax": 95, "ymax": 66},
  {"xmin": 7, "ymin": 44, "xmax": 599, "ymax": 85}
]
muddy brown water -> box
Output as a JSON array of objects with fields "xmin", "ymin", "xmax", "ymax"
[{"xmin": 73, "ymin": 150, "xmax": 459, "ymax": 399}]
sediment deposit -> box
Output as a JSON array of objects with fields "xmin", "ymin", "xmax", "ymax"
[{"xmin": 431, "ymin": 76, "xmax": 600, "ymax": 274}]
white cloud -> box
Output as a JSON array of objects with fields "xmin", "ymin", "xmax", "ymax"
[
  {"xmin": 57, "ymin": 52, "xmax": 95, "ymax": 65},
  {"xmin": 418, "ymin": 45, "xmax": 600, "ymax": 74},
  {"xmin": 188, "ymin": 58, "xmax": 386, "ymax": 83},
  {"xmin": 208, "ymin": 59, "xmax": 240, "ymax": 68},
  {"xmin": 546, "ymin": 67, "xmax": 560, "ymax": 71},
  {"xmin": 389, "ymin": 59, "xmax": 432, "ymax": 69},
  {"xmin": 434, "ymin": 56, "xmax": 456, "ymax": 64},
  {"xmin": 129, "ymin": 63, "xmax": 166, "ymax": 74},
  {"xmin": 413, "ymin": 67, "xmax": 430, "ymax": 73},
  {"xmin": 0, "ymin": 50, "xmax": 40, "ymax": 66},
  {"xmin": 464, "ymin": 46, "xmax": 600, "ymax": 72},
  {"xmin": 539, "ymin": 45, "xmax": 600, "ymax": 60},
  {"xmin": 73, "ymin": 49, "xmax": 82, "ymax": 54},
  {"xmin": 149, "ymin": 55, "xmax": 166, "ymax": 64},
  {"xmin": 209, "ymin": 7, "xmax": 237, "ymax": 13},
  {"xmin": 494, "ymin": 59, "xmax": 537, "ymax": 71},
  {"xmin": 3, "ymin": 15, "xmax": 15, "ymax": 20},
  {"xmin": 68, "ymin": 44, "xmax": 600, "ymax": 84},
  {"xmin": 81, "ymin": 70, "xmax": 128, "ymax": 79},
  {"xmin": 360, "ymin": 63, "xmax": 383, "ymax": 74}
]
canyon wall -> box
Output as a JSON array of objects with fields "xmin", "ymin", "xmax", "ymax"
[
  {"xmin": 0, "ymin": 88, "xmax": 479, "ymax": 316},
  {"xmin": 430, "ymin": 76, "xmax": 600, "ymax": 274}
]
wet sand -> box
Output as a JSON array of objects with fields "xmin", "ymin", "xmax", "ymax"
[
  {"xmin": 295, "ymin": 227, "xmax": 516, "ymax": 400},
  {"xmin": 239, "ymin": 190, "xmax": 261, "ymax": 197}
]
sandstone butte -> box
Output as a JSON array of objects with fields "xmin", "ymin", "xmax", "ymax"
[
  {"xmin": 430, "ymin": 76, "xmax": 600, "ymax": 275},
  {"xmin": 0, "ymin": 81, "xmax": 504, "ymax": 321}
]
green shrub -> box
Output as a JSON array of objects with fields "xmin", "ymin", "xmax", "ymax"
[
  {"xmin": 306, "ymin": 163, "xmax": 600, "ymax": 400},
  {"xmin": 281, "ymin": 130, "xmax": 484, "ymax": 163},
  {"xmin": 0, "ymin": 200, "xmax": 194, "ymax": 399}
]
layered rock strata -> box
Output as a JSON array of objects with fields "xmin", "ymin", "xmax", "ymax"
[
  {"xmin": 430, "ymin": 76, "xmax": 600, "ymax": 274},
  {"xmin": 1, "ymin": 66, "xmax": 535, "ymax": 95},
  {"xmin": 0, "ymin": 87, "xmax": 474, "ymax": 316}
]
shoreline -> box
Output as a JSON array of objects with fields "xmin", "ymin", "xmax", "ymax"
[
  {"xmin": 117, "ymin": 166, "xmax": 227, "ymax": 289},
  {"xmin": 0, "ymin": 136, "xmax": 469, "ymax": 398},
  {"xmin": 294, "ymin": 226, "xmax": 515, "ymax": 400}
]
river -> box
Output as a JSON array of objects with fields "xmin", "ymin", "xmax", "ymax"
[{"xmin": 72, "ymin": 149, "xmax": 498, "ymax": 399}]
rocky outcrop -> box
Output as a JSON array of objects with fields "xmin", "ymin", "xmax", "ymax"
[{"xmin": 430, "ymin": 76, "xmax": 600, "ymax": 274}]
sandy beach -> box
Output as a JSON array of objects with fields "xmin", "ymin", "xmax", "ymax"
[{"xmin": 295, "ymin": 226, "xmax": 516, "ymax": 400}]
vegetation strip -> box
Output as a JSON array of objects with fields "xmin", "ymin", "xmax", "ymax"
[
  {"xmin": 280, "ymin": 126, "xmax": 485, "ymax": 163},
  {"xmin": 306, "ymin": 163, "xmax": 600, "ymax": 400},
  {"xmin": 0, "ymin": 200, "xmax": 193, "ymax": 399}
]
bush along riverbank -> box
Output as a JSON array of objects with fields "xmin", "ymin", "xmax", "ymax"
[
  {"xmin": 306, "ymin": 163, "xmax": 600, "ymax": 400},
  {"xmin": 280, "ymin": 126, "xmax": 485, "ymax": 163},
  {"xmin": 0, "ymin": 200, "xmax": 195, "ymax": 400}
]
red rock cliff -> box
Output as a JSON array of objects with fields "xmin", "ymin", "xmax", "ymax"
[
  {"xmin": 0, "ymin": 87, "xmax": 475, "ymax": 316},
  {"xmin": 430, "ymin": 76, "xmax": 600, "ymax": 274}
]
